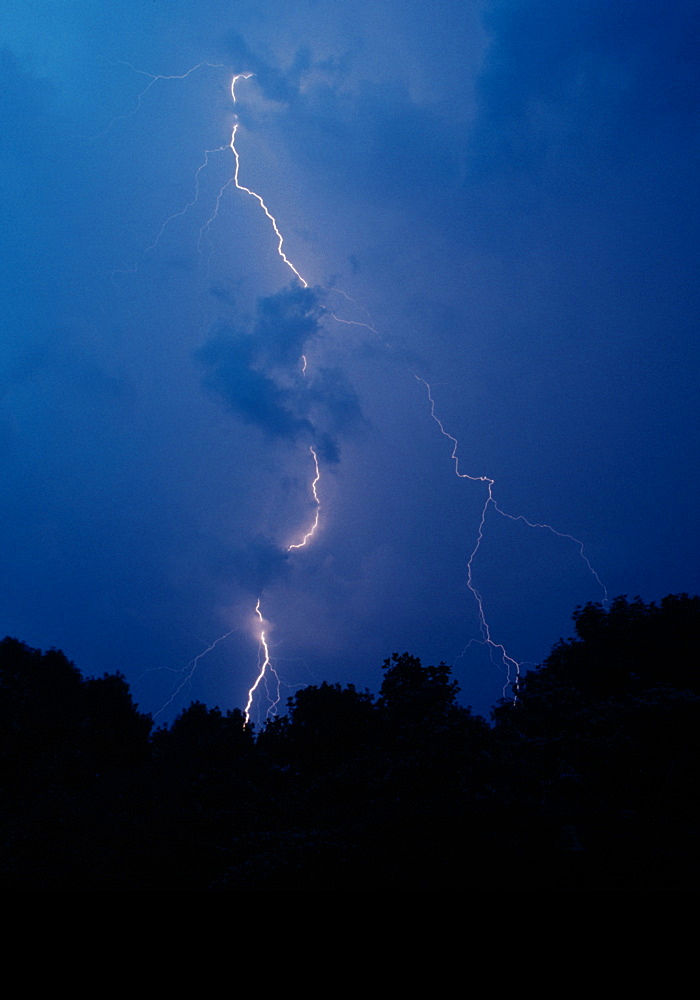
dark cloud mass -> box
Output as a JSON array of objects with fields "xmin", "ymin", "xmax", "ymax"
[
  {"xmin": 253, "ymin": 284, "xmax": 322, "ymax": 368},
  {"xmin": 198, "ymin": 285, "xmax": 362, "ymax": 462},
  {"xmin": 222, "ymin": 534, "xmax": 290, "ymax": 596},
  {"xmin": 472, "ymin": 0, "xmax": 700, "ymax": 174},
  {"xmin": 198, "ymin": 326, "xmax": 313, "ymax": 441}
]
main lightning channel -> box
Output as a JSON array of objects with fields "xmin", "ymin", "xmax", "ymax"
[
  {"xmin": 107, "ymin": 65, "xmax": 310, "ymax": 721},
  {"xmin": 243, "ymin": 447, "xmax": 321, "ymax": 724},
  {"xmin": 226, "ymin": 73, "xmax": 316, "ymax": 721},
  {"xmin": 287, "ymin": 447, "xmax": 321, "ymax": 551},
  {"xmin": 227, "ymin": 75, "xmax": 308, "ymax": 287},
  {"xmin": 244, "ymin": 599, "xmax": 281, "ymax": 727},
  {"xmin": 114, "ymin": 67, "xmax": 308, "ymax": 286}
]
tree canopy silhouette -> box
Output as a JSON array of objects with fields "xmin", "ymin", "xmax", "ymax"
[
  {"xmin": 1, "ymin": 594, "xmax": 697, "ymax": 889},
  {"xmin": 492, "ymin": 595, "xmax": 700, "ymax": 888}
]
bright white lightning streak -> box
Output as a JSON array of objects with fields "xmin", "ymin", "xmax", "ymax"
[
  {"xmin": 230, "ymin": 72, "xmax": 254, "ymax": 102},
  {"xmin": 226, "ymin": 75, "xmax": 308, "ymax": 288},
  {"xmin": 415, "ymin": 375, "xmax": 608, "ymax": 696},
  {"xmin": 111, "ymin": 67, "xmax": 308, "ymax": 285},
  {"xmin": 227, "ymin": 73, "xmax": 320, "ymax": 720},
  {"xmin": 287, "ymin": 447, "xmax": 321, "ymax": 551},
  {"xmin": 244, "ymin": 448, "xmax": 320, "ymax": 723},
  {"xmin": 244, "ymin": 599, "xmax": 282, "ymax": 727}
]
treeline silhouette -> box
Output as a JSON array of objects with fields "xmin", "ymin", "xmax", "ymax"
[{"xmin": 1, "ymin": 595, "xmax": 698, "ymax": 889}]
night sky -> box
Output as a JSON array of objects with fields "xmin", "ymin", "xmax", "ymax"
[{"xmin": 2, "ymin": 1, "xmax": 698, "ymax": 725}]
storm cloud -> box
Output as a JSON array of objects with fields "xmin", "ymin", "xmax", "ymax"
[{"xmin": 197, "ymin": 285, "xmax": 363, "ymax": 462}]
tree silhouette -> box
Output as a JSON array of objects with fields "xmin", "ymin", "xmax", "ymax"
[
  {"xmin": 493, "ymin": 595, "xmax": 700, "ymax": 888},
  {"xmin": 2, "ymin": 596, "xmax": 698, "ymax": 888},
  {"xmin": 378, "ymin": 652, "xmax": 461, "ymax": 731}
]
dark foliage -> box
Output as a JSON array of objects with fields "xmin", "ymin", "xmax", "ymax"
[
  {"xmin": 0, "ymin": 595, "xmax": 697, "ymax": 889},
  {"xmin": 0, "ymin": 638, "xmax": 152, "ymax": 888},
  {"xmin": 493, "ymin": 595, "xmax": 700, "ymax": 888}
]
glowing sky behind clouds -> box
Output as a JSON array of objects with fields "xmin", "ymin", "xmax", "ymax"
[{"xmin": 1, "ymin": 1, "xmax": 698, "ymax": 723}]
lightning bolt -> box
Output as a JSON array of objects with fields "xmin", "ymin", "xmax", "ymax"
[
  {"xmin": 146, "ymin": 628, "xmax": 238, "ymax": 720},
  {"xmin": 226, "ymin": 76, "xmax": 308, "ymax": 287},
  {"xmin": 326, "ymin": 288, "xmax": 387, "ymax": 345},
  {"xmin": 243, "ymin": 446, "xmax": 321, "ymax": 724},
  {"xmin": 415, "ymin": 375, "xmax": 608, "ymax": 696},
  {"xmin": 287, "ymin": 447, "xmax": 321, "ymax": 551},
  {"xmin": 147, "ymin": 145, "xmax": 225, "ymax": 257},
  {"xmin": 224, "ymin": 75, "xmax": 320, "ymax": 719},
  {"xmin": 244, "ymin": 599, "xmax": 282, "ymax": 727},
  {"xmin": 111, "ymin": 66, "xmax": 308, "ymax": 285},
  {"xmin": 230, "ymin": 72, "xmax": 254, "ymax": 103},
  {"xmin": 90, "ymin": 61, "xmax": 223, "ymax": 139},
  {"xmin": 163, "ymin": 71, "xmax": 308, "ymax": 285}
]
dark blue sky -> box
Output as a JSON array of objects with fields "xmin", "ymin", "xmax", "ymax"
[{"xmin": 2, "ymin": 1, "xmax": 698, "ymax": 724}]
